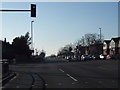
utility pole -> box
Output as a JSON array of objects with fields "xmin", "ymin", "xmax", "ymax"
[{"xmin": 99, "ymin": 28, "xmax": 101, "ymax": 42}]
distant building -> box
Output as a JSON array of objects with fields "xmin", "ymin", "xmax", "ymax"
[
  {"xmin": 79, "ymin": 46, "xmax": 89, "ymax": 55},
  {"xmin": 74, "ymin": 45, "xmax": 89, "ymax": 56},
  {"xmin": 89, "ymin": 43, "xmax": 103, "ymax": 55},
  {"xmin": 74, "ymin": 43, "xmax": 103, "ymax": 56},
  {"xmin": 103, "ymin": 40, "xmax": 111, "ymax": 55},
  {"xmin": 109, "ymin": 37, "xmax": 120, "ymax": 55}
]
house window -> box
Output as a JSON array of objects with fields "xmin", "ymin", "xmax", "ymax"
[{"xmin": 110, "ymin": 40, "xmax": 115, "ymax": 48}]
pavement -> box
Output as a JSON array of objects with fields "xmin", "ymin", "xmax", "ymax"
[
  {"xmin": 1, "ymin": 72, "xmax": 16, "ymax": 86},
  {"xmin": 2, "ymin": 72, "xmax": 44, "ymax": 89}
]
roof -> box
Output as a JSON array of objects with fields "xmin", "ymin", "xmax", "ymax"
[
  {"xmin": 104, "ymin": 40, "xmax": 111, "ymax": 44},
  {"xmin": 111, "ymin": 37, "xmax": 120, "ymax": 42}
]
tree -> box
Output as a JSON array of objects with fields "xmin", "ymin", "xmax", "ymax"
[
  {"xmin": 12, "ymin": 32, "xmax": 32, "ymax": 58},
  {"xmin": 85, "ymin": 33, "xmax": 104, "ymax": 45},
  {"xmin": 39, "ymin": 50, "xmax": 46, "ymax": 60},
  {"xmin": 75, "ymin": 33, "xmax": 104, "ymax": 47},
  {"xmin": 2, "ymin": 39, "xmax": 15, "ymax": 59},
  {"xmin": 57, "ymin": 44, "xmax": 74, "ymax": 59},
  {"xmin": 73, "ymin": 33, "xmax": 104, "ymax": 56}
]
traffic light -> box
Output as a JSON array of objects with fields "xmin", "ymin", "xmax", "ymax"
[{"xmin": 31, "ymin": 4, "xmax": 36, "ymax": 17}]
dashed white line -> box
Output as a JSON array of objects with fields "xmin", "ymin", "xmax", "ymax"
[
  {"xmin": 72, "ymin": 82, "xmax": 75, "ymax": 84},
  {"xmin": 84, "ymin": 81, "xmax": 88, "ymax": 84},
  {"xmin": 16, "ymin": 86, "xmax": 20, "ymax": 88},
  {"xmin": 59, "ymin": 69, "xmax": 65, "ymax": 73},
  {"xmin": 98, "ymin": 81, "xmax": 102, "ymax": 83},
  {"xmin": 66, "ymin": 74, "xmax": 78, "ymax": 82},
  {"xmin": 59, "ymin": 68, "xmax": 78, "ymax": 82},
  {"xmin": 58, "ymin": 83, "xmax": 62, "ymax": 85},
  {"xmin": 45, "ymin": 84, "xmax": 48, "ymax": 86},
  {"xmin": 112, "ymin": 80, "xmax": 115, "ymax": 83}
]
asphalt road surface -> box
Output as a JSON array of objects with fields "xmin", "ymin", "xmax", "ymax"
[{"xmin": 4, "ymin": 58, "xmax": 119, "ymax": 88}]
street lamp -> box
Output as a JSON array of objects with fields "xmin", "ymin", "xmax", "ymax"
[
  {"xmin": 99, "ymin": 28, "xmax": 101, "ymax": 42},
  {"xmin": 31, "ymin": 21, "xmax": 34, "ymax": 50}
]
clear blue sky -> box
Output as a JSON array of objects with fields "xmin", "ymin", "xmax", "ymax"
[{"xmin": 0, "ymin": 2, "xmax": 118, "ymax": 56}]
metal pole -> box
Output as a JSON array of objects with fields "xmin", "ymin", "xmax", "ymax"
[
  {"xmin": 99, "ymin": 28, "xmax": 101, "ymax": 42},
  {"xmin": 31, "ymin": 21, "xmax": 34, "ymax": 50},
  {"xmin": 0, "ymin": 10, "xmax": 30, "ymax": 12}
]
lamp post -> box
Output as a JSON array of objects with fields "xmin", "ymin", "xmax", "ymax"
[
  {"xmin": 99, "ymin": 28, "xmax": 101, "ymax": 42},
  {"xmin": 31, "ymin": 21, "xmax": 34, "ymax": 50}
]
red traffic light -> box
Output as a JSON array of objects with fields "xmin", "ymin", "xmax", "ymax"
[
  {"xmin": 31, "ymin": 4, "xmax": 36, "ymax": 17},
  {"xmin": 32, "ymin": 6, "xmax": 36, "ymax": 8}
]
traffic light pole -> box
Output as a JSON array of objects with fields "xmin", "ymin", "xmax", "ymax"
[
  {"xmin": 0, "ymin": 10, "xmax": 30, "ymax": 12},
  {"xmin": 0, "ymin": 4, "xmax": 36, "ymax": 17}
]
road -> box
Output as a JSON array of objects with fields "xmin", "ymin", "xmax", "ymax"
[{"xmin": 3, "ymin": 58, "xmax": 119, "ymax": 88}]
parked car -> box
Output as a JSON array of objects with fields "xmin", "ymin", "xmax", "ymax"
[
  {"xmin": 91, "ymin": 55, "xmax": 100, "ymax": 60},
  {"xmin": 106, "ymin": 54, "xmax": 115, "ymax": 60},
  {"xmin": 114, "ymin": 54, "xmax": 120, "ymax": 60},
  {"xmin": 99, "ymin": 54, "xmax": 105, "ymax": 60},
  {"xmin": 81, "ymin": 55, "xmax": 92, "ymax": 60},
  {"xmin": 88, "ymin": 55, "xmax": 92, "ymax": 60},
  {"xmin": 106, "ymin": 55, "xmax": 111, "ymax": 60}
]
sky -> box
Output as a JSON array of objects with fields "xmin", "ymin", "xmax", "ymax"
[
  {"xmin": 1, "ymin": 0, "xmax": 120, "ymax": 2},
  {"xmin": 0, "ymin": 2, "xmax": 118, "ymax": 56}
]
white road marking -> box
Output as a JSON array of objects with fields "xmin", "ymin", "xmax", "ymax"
[
  {"xmin": 59, "ymin": 69, "xmax": 65, "ymax": 73},
  {"xmin": 45, "ymin": 84, "xmax": 48, "ymax": 86},
  {"xmin": 112, "ymin": 80, "xmax": 115, "ymax": 83},
  {"xmin": 66, "ymin": 74, "xmax": 78, "ymax": 82},
  {"xmin": 32, "ymin": 85, "xmax": 34, "ymax": 86},
  {"xmin": 0, "ymin": 74, "xmax": 17, "ymax": 83},
  {"xmin": 10, "ymin": 76, "xmax": 17, "ymax": 81},
  {"xmin": 59, "ymin": 68, "xmax": 78, "ymax": 82},
  {"xmin": 16, "ymin": 86, "xmax": 20, "ymax": 88},
  {"xmin": 98, "ymin": 81, "xmax": 102, "ymax": 83},
  {"xmin": 85, "ymin": 82, "xmax": 88, "ymax": 84},
  {"xmin": 72, "ymin": 82, "xmax": 75, "ymax": 84},
  {"xmin": 58, "ymin": 83, "xmax": 62, "ymax": 85}
]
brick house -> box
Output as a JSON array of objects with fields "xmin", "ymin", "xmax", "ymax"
[
  {"xmin": 89, "ymin": 43, "xmax": 103, "ymax": 55},
  {"xmin": 74, "ymin": 45, "xmax": 89, "ymax": 60},
  {"xmin": 75, "ymin": 43, "xmax": 103, "ymax": 56},
  {"xmin": 79, "ymin": 46, "xmax": 89, "ymax": 55},
  {"xmin": 103, "ymin": 40, "xmax": 111, "ymax": 55},
  {"xmin": 109, "ymin": 37, "xmax": 120, "ymax": 55}
]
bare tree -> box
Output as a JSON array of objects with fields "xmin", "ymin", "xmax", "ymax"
[
  {"xmin": 84, "ymin": 33, "xmax": 104, "ymax": 46},
  {"xmin": 57, "ymin": 43, "xmax": 74, "ymax": 59}
]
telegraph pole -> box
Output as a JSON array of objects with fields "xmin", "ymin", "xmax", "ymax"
[{"xmin": 99, "ymin": 28, "xmax": 101, "ymax": 42}]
